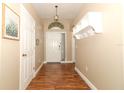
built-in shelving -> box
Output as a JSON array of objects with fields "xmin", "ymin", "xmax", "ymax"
[{"xmin": 73, "ymin": 12, "xmax": 103, "ymax": 39}]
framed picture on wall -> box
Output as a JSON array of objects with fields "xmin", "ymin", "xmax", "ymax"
[{"xmin": 2, "ymin": 3, "xmax": 20, "ymax": 40}]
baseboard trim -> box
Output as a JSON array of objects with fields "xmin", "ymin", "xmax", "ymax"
[
  {"xmin": 61, "ymin": 61, "xmax": 74, "ymax": 63},
  {"xmin": 66, "ymin": 61, "xmax": 74, "ymax": 63},
  {"xmin": 44, "ymin": 61, "xmax": 47, "ymax": 63},
  {"xmin": 75, "ymin": 67, "xmax": 97, "ymax": 90},
  {"xmin": 34, "ymin": 63, "xmax": 43, "ymax": 77},
  {"xmin": 44, "ymin": 61, "xmax": 74, "ymax": 63},
  {"xmin": 24, "ymin": 75, "xmax": 33, "ymax": 90}
]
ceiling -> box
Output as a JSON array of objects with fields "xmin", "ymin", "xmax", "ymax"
[{"xmin": 32, "ymin": 3, "xmax": 83, "ymax": 20}]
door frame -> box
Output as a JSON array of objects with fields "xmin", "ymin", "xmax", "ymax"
[
  {"xmin": 72, "ymin": 35, "xmax": 76, "ymax": 63},
  {"xmin": 45, "ymin": 31, "xmax": 67, "ymax": 63},
  {"xmin": 19, "ymin": 5, "xmax": 35, "ymax": 90}
]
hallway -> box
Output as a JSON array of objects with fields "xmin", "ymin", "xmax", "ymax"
[
  {"xmin": 1, "ymin": 2, "xmax": 124, "ymax": 90},
  {"xmin": 27, "ymin": 63, "xmax": 90, "ymax": 90}
]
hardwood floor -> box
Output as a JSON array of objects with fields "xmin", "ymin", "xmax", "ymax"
[{"xmin": 27, "ymin": 63, "xmax": 90, "ymax": 90}]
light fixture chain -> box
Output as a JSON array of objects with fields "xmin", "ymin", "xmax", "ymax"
[{"xmin": 48, "ymin": 5, "xmax": 64, "ymax": 30}]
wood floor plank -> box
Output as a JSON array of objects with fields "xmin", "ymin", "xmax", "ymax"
[{"xmin": 27, "ymin": 63, "xmax": 90, "ymax": 90}]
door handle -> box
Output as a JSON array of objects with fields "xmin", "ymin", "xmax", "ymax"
[
  {"xmin": 58, "ymin": 45, "xmax": 61, "ymax": 50},
  {"xmin": 59, "ymin": 45, "xmax": 61, "ymax": 48},
  {"xmin": 22, "ymin": 54, "xmax": 27, "ymax": 57}
]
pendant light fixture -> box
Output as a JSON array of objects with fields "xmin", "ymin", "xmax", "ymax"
[{"xmin": 48, "ymin": 5, "xmax": 64, "ymax": 30}]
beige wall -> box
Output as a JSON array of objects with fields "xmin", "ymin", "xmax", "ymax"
[
  {"xmin": 0, "ymin": 3, "xmax": 2, "ymax": 89},
  {"xmin": 0, "ymin": 3, "xmax": 20, "ymax": 89},
  {"xmin": 122, "ymin": 4, "xmax": 124, "ymax": 89},
  {"xmin": 35, "ymin": 23, "xmax": 44, "ymax": 70},
  {"xmin": 0, "ymin": 3, "xmax": 44, "ymax": 89},
  {"xmin": 43, "ymin": 19, "xmax": 72, "ymax": 61},
  {"xmin": 73, "ymin": 4, "xmax": 123, "ymax": 89},
  {"xmin": 23, "ymin": 4, "xmax": 44, "ymax": 70}
]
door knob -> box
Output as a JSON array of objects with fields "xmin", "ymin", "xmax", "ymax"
[{"xmin": 22, "ymin": 54, "xmax": 27, "ymax": 57}]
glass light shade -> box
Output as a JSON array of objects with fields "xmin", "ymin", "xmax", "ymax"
[{"xmin": 48, "ymin": 21, "xmax": 64, "ymax": 30}]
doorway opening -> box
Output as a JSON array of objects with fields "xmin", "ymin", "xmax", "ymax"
[{"xmin": 45, "ymin": 31, "xmax": 67, "ymax": 63}]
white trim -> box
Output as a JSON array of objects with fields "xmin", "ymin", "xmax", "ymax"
[
  {"xmin": 44, "ymin": 61, "xmax": 73, "ymax": 63},
  {"xmin": 66, "ymin": 61, "xmax": 74, "ymax": 63},
  {"xmin": 32, "ymin": 25, "xmax": 36, "ymax": 78},
  {"xmin": 72, "ymin": 35, "xmax": 76, "ymax": 63},
  {"xmin": 65, "ymin": 32, "xmax": 67, "ymax": 61},
  {"xmin": 61, "ymin": 61, "xmax": 74, "ymax": 63},
  {"xmin": 44, "ymin": 31, "xmax": 46, "ymax": 63},
  {"xmin": 44, "ymin": 61, "xmax": 47, "ymax": 63},
  {"xmin": 34, "ymin": 63, "xmax": 43, "ymax": 77},
  {"xmin": 75, "ymin": 67, "xmax": 97, "ymax": 90},
  {"xmin": 23, "ymin": 76, "xmax": 33, "ymax": 90}
]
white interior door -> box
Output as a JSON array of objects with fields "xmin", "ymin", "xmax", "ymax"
[
  {"xmin": 46, "ymin": 32, "xmax": 62, "ymax": 62},
  {"xmin": 20, "ymin": 5, "xmax": 35, "ymax": 89}
]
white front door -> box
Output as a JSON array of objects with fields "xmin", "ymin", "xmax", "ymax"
[
  {"xmin": 20, "ymin": 5, "xmax": 35, "ymax": 89},
  {"xmin": 46, "ymin": 32, "xmax": 62, "ymax": 62}
]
